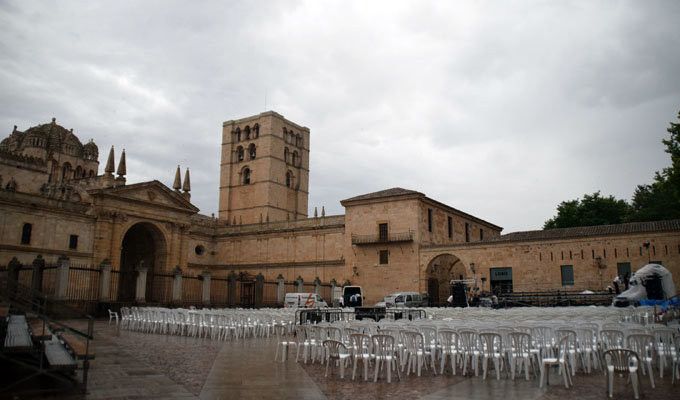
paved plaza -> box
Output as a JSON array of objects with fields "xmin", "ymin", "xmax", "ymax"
[{"xmin": 11, "ymin": 320, "xmax": 671, "ymax": 399}]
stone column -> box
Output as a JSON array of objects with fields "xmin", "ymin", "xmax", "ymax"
[
  {"xmin": 254, "ymin": 273, "xmax": 264, "ymax": 307},
  {"xmin": 314, "ymin": 277, "xmax": 321, "ymax": 296},
  {"xmin": 276, "ymin": 274, "xmax": 285, "ymax": 304},
  {"xmin": 227, "ymin": 271, "xmax": 237, "ymax": 306},
  {"xmin": 55, "ymin": 255, "xmax": 70, "ymax": 300},
  {"xmin": 7, "ymin": 257, "xmax": 21, "ymax": 300},
  {"xmin": 295, "ymin": 276, "xmax": 304, "ymax": 292},
  {"xmin": 172, "ymin": 266, "xmax": 183, "ymax": 304},
  {"xmin": 98, "ymin": 259, "xmax": 112, "ymax": 301},
  {"xmin": 201, "ymin": 271, "xmax": 211, "ymax": 306},
  {"xmin": 135, "ymin": 266, "xmax": 148, "ymax": 303},
  {"xmin": 31, "ymin": 255, "xmax": 46, "ymax": 293}
]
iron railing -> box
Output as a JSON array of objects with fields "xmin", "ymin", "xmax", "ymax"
[{"xmin": 351, "ymin": 230, "xmax": 414, "ymax": 245}]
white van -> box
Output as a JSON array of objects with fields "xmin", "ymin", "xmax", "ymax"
[
  {"xmin": 383, "ymin": 292, "xmax": 425, "ymax": 308},
  {"xmin": 284, "ymin": 293, "xmax": 328, "ymax": 308}
]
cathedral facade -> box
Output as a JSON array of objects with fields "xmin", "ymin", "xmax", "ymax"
[{"xmin": 1, "ymin": 112, "xmax": 679, "ymax": 305}]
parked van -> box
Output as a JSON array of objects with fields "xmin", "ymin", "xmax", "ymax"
[
  {"xmin": 342, "ymin": 286, "xmax": 363, "ymax": 307},
  {"xmin": 383, "ymin": 292, "xmax": 425, "ymax": 308},
  {"xmin": 284, "ymin": 293, "xmax": 328, "ymax": 308}
]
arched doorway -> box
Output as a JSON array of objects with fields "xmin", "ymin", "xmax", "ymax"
[
  {"xmin": 426, "ymin": 254, "xmax": 468, "ymax": 306},
  {"xmin": 118, "ymin": 222, "xmax": 167, "ymax": 302}
]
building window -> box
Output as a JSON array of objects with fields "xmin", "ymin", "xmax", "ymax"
[
  {"xmin": 447, "ymin": 216, "xmax": 452, "ymax": 238},
  {"xmin": 21, "ymin": 223, "xmax": 32, "ymax": 245},
  {"xmin": 284, "ymin": 147, "xmax": 290, "ymax": 163},
  {"xmin": 465, "ymin": 222, "xmax": 470, "ymax": 242},
  {"xmin": 285, "ymin": 171, "xmax": 292, "ymax": 188},
  {"xmin": 427, "ymin": 209, "xmax": 433, "ymax": 232},
  {"xmin": 248, "ymin": 143, "xmax": 256, "ymax": 160},
  {"xmin": 560, "ymin": 265, "xmax": 574, "ymax": 286},
  {"xmin": 244, "ymin": 125, "xmax": 251, "ymax": 140},
  {"xmin": 292, "ymin": 151, "xmax": 298, "ymax": 166},
  {"xmin": 236, "ymin": 146, "xmax": 244, "ymax": 162},
  {"xmin": 378, "ymin": 223, "xmax": 388, "ymax": 242},
  {"xmin": 195, "ymin": 245, "xmax": 206, "ymax": 255},
  {"xmin": 253, "ymin": 123, "xmax": 259, "ymax": 138},
  {"xmin": 234, "ymin": 127, "xmax": 241, "ymax": 142},
  {"xmin": 69, "ymin": 234, "xmax": 78, "ymax": 250},
  {"xmin": 480, "ymin": 228, "xmax": 484, "ymax": 241},
  {"xmin": 379, "ymin": 250, "xmax": 389, "ymax": 265},
  {"xmin": 242, "ymin": 168, "xmax": 251, "ymax": 185},
  {"xmin": 616, "ymin": 262, "xmax": 631, "ymax": 281}
]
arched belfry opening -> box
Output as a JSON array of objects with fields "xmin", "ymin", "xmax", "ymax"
[
  {"xmin": 118, "ymin": 222, "xmax": 167, "ymax": 302},
  {"xmin": 426, "ymin": 253, "xmax": 468, "ymax": 306}
]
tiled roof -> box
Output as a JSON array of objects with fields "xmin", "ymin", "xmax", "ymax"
[
  {"xmin": 341, "ymin": 187, "xmax": 424, "ymax": 203},
  {"xmin": 490, "ymin": 219, "xmax": 680, "ymax": 243}
]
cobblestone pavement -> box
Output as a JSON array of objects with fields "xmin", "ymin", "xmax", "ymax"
[{"xmin": 12, "ymin": 320, "xmax": 677, "ymax": 399}]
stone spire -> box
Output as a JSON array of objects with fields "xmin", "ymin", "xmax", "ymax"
[
  {"xmin": 105, "ymin": 146, "xmax": 115, "ymax": 175},
  {"xmin": 182, "ymin": 168, "xmax": 191, "ymax": 192},
  {"xmin": 314, "ymin": 207, "xmax": 318, "ymax": 218},
  {"xmin": 321, "ymin": 206, "xmax": 325, "ymax": 217},
  {"xmin": 116, "ymin": 149, "xmax": 126, "ymax": 177},
  {"xmin": 173, "ymin": 165, "xmax": 181, "ymax": 191}
]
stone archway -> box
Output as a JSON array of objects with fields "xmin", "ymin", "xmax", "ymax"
[
  {"xmin": 118, "ymin": 222, "xmax": 167, "ymax": 302},
  {"xmin": 426, "ymin": 253, "xmax": 468, "ymax": 306}
]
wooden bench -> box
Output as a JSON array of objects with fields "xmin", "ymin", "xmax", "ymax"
[
  {"xmin": 28, "ymin": 319, "xmax": 52, "ymax": 341},
  {"xmin": 59, "ymin": 333, "xmax": 95, "ymax": 360}
]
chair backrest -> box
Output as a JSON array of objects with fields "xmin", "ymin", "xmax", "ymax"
[
  {"xmin": 458, "ymin": 330, "xmax": 478, "ymax": 351},
  {"xmin": 323, "ymin": 339, "xmax": 347, "ymax": 358},
  {"xmin": 626, "ymin": 334, "xmax": 655, "ymax": 358},
  {"xmin": 327, "ymin": 326, "xmax": 342, "ymax": 341},
  {"xmin": 600, "ymin": 329, "xmax": 625, "ymax": 350},
  {"xmin": 509, "ymin": 332, "xmax": 531, "ymax": 356},
  {"xmin": 349, "ymin": 333, "xmax": 371, "ymax": 355},
  {"xmin": 479, "ymin": 332, "xmax": 502, "ymax": 355},
  {"xmin": 372, "ymin": 334, "xmax": 396, "ymax": 357},
  {"xmin": 652, "ymin": 328, "xmax": 676, "ymax": 350},
  {"xmin": 555, "ymin": 329, "xmax": 577, "ymax": 348},
  {"xmin": 603, "ymin": 348, "xmax": 640, "ymax": 373},
  {"xmin": 438, "ymin": 328, "xmax": 459, "ymax": 351}
]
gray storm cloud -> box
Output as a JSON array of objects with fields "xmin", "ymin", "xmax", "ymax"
[{"xmin": 1, "ymin": 0, "xmax": 679, "ymax": 231}]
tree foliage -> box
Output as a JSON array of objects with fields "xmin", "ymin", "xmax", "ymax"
[
  {"xmin": 544, "ymin": 109, "xmax": 680, "ymax": 228},
  {"xmin": 543, "ymin": 192, "xmax": 631, "ymax": 229},
  {"xmin": 628, "ymin": 110, "xmax": 680, "ymax": 221}
]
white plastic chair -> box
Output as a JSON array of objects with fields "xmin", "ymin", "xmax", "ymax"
[
  {"xmin": 479, "ymin": 332, "xmax": 504, "ymax": 380},
  {"xmin": 540, "ymin": 335, "xmax": 572, "ymax": 389},
  {"xmin": 603, "ymin": 349, "xmax": 641, "ymax": 399},
  {"xmin": 108, "ymin": 309, "xmax": 119, "ymax": 325},
  {"xmin": 323, "ymin": 340, "xmax": 350, "ymax": 379}
]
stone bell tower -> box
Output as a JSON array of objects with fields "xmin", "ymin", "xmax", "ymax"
[{"xmin": 218, "ymin": 111, "xmax": 309, "ymax": 224}]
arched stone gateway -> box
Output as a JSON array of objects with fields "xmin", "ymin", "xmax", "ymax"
[
  {"xmin": 118, "ymin": 222, "xmax": 167, "ymax": 302},
  {"xmin": 426, "ymin": 253, "xmax": 469, "ymax": 305}
]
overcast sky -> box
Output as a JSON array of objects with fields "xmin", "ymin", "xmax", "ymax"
[{"xmin": 1, "ymin": 1, "xmax": 679, "ymax": 232}]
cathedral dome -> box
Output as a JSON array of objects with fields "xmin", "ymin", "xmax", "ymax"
[{"xmin": 83, "ymin": 140, "xmax": 99, "ymax": 161}]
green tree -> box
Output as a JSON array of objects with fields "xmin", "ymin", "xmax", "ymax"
[
  {"xmin": 629, "ymin": 109, "xmax": 680, "ymax": 221},
  {"xmin": 544, "ymin": 192, "xmax": 631, "ymax": 229}
]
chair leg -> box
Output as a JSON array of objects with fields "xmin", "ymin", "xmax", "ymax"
[
  {"xmin": 607, "ymin": 371, "xmax": 614, "ymax": 398},
  {"xmin": 630, "ymin": 371, "xmax": 640, "ymax": 400}
]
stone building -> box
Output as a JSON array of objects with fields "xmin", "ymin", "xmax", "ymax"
[{"xmin": 1, "ymin": 112, "xmax": 679, "ymax": 305}]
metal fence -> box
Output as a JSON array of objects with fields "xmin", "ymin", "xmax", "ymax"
[
  {"xmin": 182, "ymin": 275, "xmax": 202, "ymax": 303},
  {"xmin": 66, "ymin": 265, "xmax": 100, "ymax": 301},
  {"xmin": 210, "ymin": 277, "xmax": 228, "ymax": 305}
]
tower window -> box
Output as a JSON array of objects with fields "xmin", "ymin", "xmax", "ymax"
[
  {"xmin": 234, "ymin": 127, "xmax": 241, "ymax": 142},
  {"xmin": 447, "ymin": 216, "xmax": 452, "ymax": 238},
  {"xmin": 465, "ymin": 222, "xmax": 470, "ymax": 242},
  {"xmin": 69, "ymin": 234, "xmax": 78, "ymax": 250},
  {"xmin": 427, "ymin": 209, "xmax": 433, "ymax": 232},
  {"xmin": 480, "ymin": 228, "xmax": 484, "ymax": 241},
  {"xmin": 244, "ymin": 125, "xmax": 251, "ymax": 140},
  {"xmin": 242, "ymin": 168, "xmax": 251, "ymax": 185},
  {"xmin": 285, "ymin": 171, "xmax": 292, "ymax": 188},
  {"xmin": 284, "ymin": 147, "xmax": 290, "ymax": 164},
  {"xmin": 292, "ymin": 151, "xmax": 298, "ymax": 166},
  {"xmin": 253, "ymin": 123, "xmax": 259, "ymax": 138},
  {"xmin": 236, "ymin": 146, "xmax": 244, "ymax": 162},
  {"xmin": 248, "ymin": 144, "xmax": 256, "ymax": 160},
  {"xmin": 21, "ymin": 223, "xmax": 32, "ymax": 245}
]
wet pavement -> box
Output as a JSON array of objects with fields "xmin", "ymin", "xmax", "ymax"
[{"xmin": 19, "ymin": 320, "xmax": 677, "ymax": 399}]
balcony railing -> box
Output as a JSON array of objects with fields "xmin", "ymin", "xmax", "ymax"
[{"xmin": 351, "ymin": 231, "xmax": 414, "ymax": 245}]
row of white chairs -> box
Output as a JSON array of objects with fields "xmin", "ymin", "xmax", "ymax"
[{"xmin": 120, "ymin": 306, "xmax": 296, "ymax": 340}]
